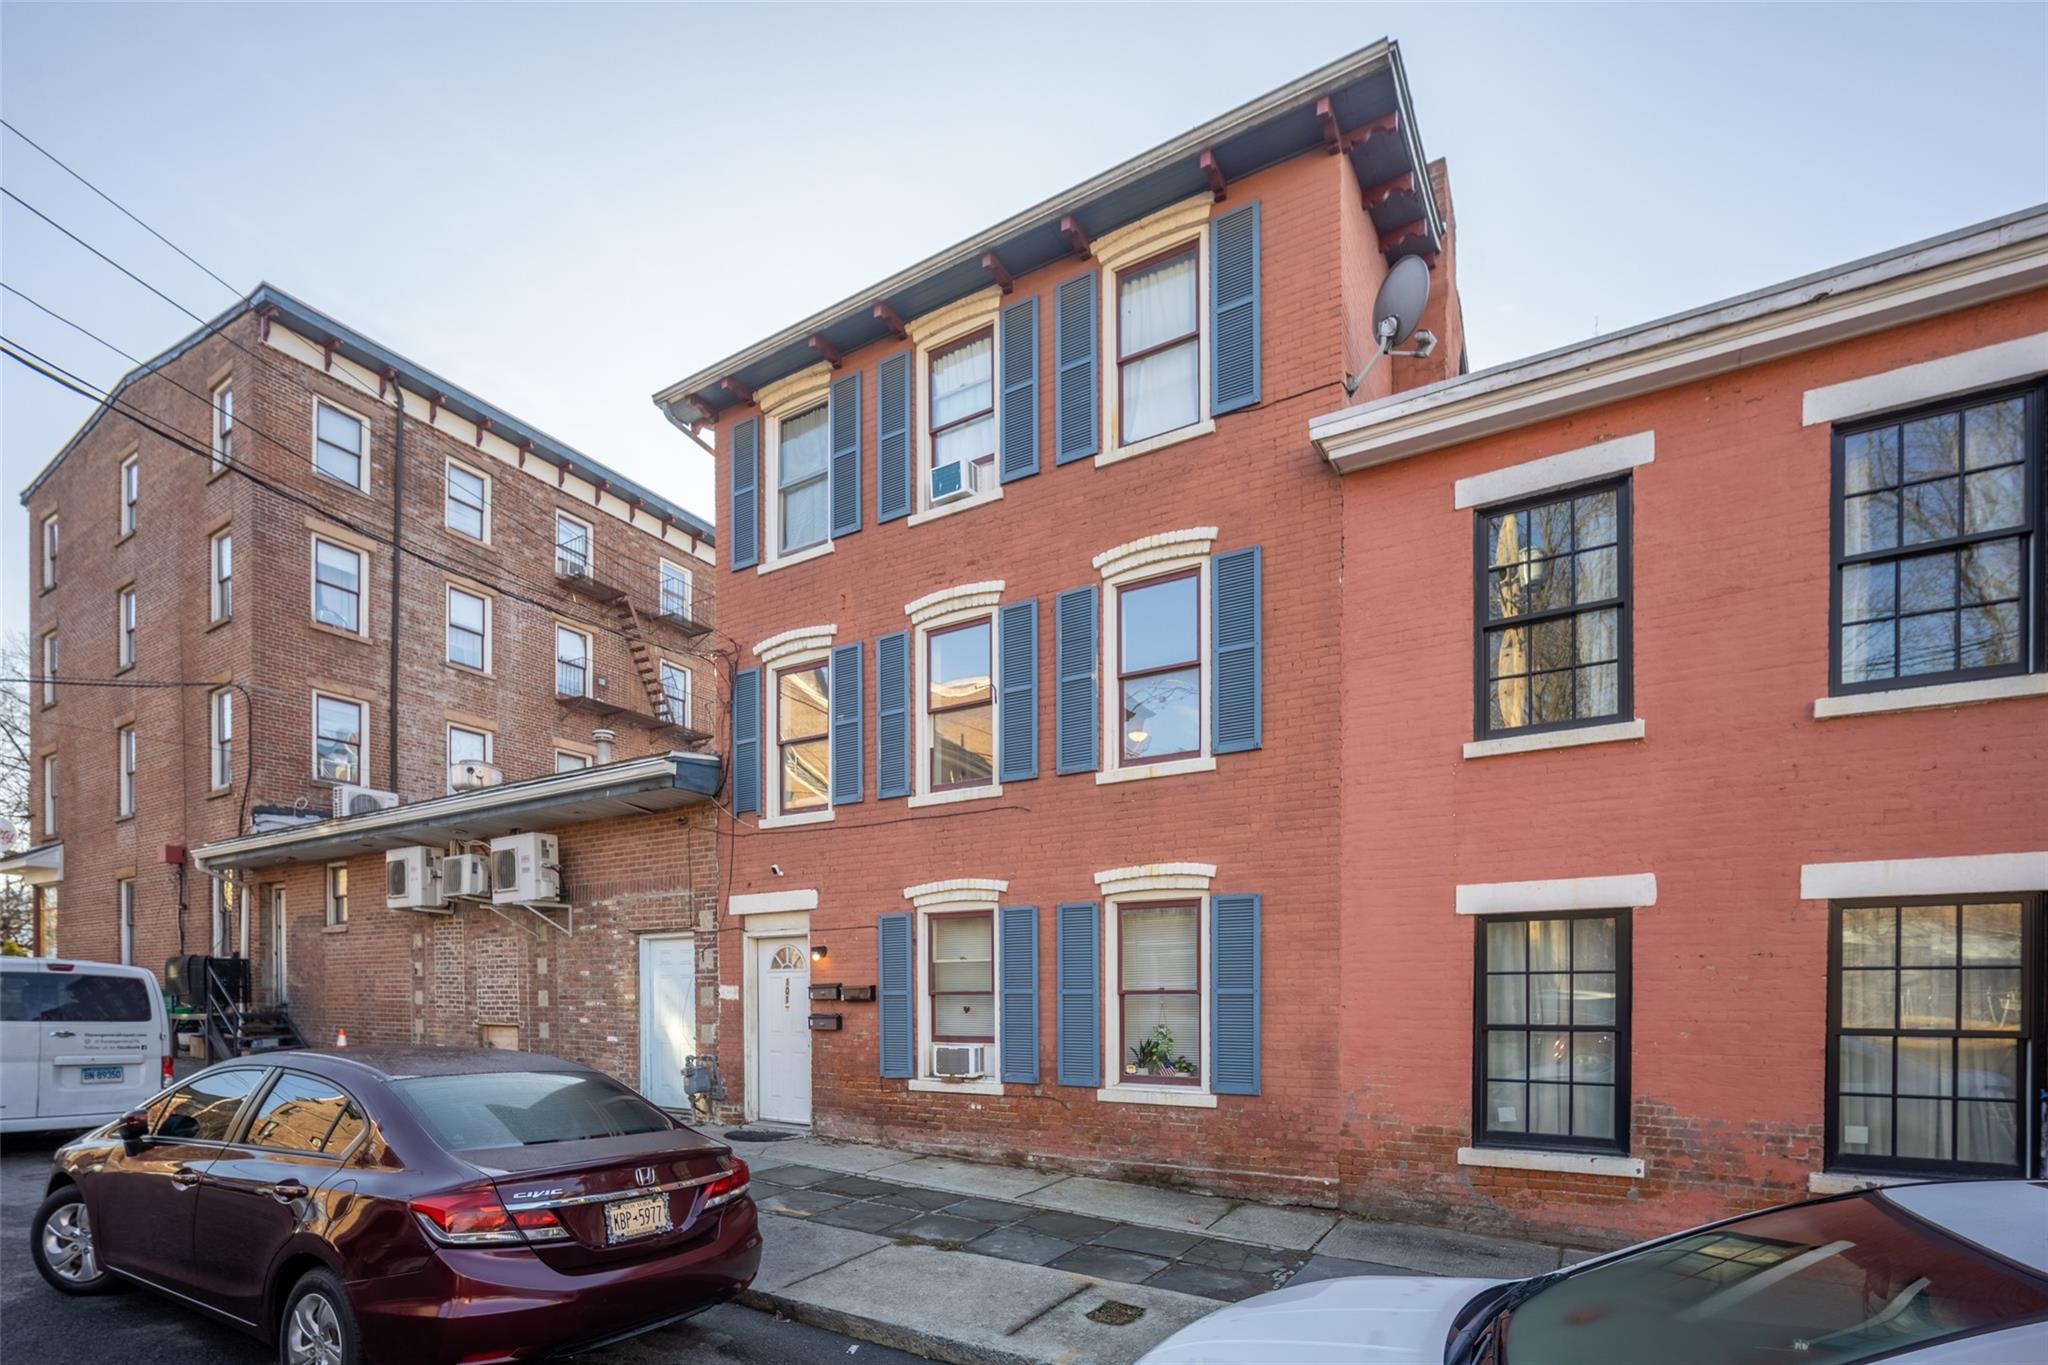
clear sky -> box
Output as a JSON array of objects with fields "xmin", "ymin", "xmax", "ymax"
[{"xmin": 4, "ymin": 3, "xmax": 2044, "ymax": 642}]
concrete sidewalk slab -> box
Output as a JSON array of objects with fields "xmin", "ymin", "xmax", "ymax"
[
  {"xmin": 743, "ymin": 1138, "xmax": 914, "ymax": 1176},
  {"xmin": 750, "ymin": 1215, "xmax": 891, "ymax": 1293},
  {"xmin": 1313, "ymin": 1217, "xmax": 1565, "ymax": 1278},
  {"xmin": 882, "ymin": 1154, "xmax": 1065, "ymax": 1200},
  {"xmin": 1024, "ymin": 1174, "xmax": 1233, "ymax": 1230},
  {"xmin": 1205, "ymin": 1201, "xmax": 1339, "ymax": 1251},
  {"xmin": 1002, "ymin": 1278, "xmax": 1219, "ymax": 1365}
]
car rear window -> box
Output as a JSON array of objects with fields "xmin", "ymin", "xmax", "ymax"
[
  {"xmin": 392, "ymin": 1070, "xmax": 672, "ymax": 1150},
  {"xmin": 1, "ymin": 972, "xmax": 152, "ymax": 1022}
]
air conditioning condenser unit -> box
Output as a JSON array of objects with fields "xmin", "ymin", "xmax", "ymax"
[
  {"xmin": 443, "ymin": 854, "xmax": 491, "ymax": 899},
  {"xmin": 386, "ymin": 847, "xmax": 447, "ymax": 910},
  {"xmin": 491, "ymin": 832, "xmax": 560, "ymax": 903},
  {"xmin": 332, "ymin": 784, "xmax": 399, "ymax": 819}
]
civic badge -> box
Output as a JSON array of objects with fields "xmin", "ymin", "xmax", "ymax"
[{"xmin": 635, "ymin": 1166, "xmax": 656, "ymax": 1187}]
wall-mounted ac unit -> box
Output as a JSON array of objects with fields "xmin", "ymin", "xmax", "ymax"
[
  {"xmin": 386, "ymin": 847, "xmax": 447, "ymax": 910},
  {"xmin": 928, "ymin": 458, "xmax": 991, "ymax": 506},
  {"xmin": 448, "ymin": 761, "xmax": 502, "ymax": 792},
  {"xmin": 490, "ymin": 832, "xmax": 560, "ymax": 903},
  {"xmin": 332, "ymin": 784, "xmax": 399, "ymax": 819},
  {"xmin": 444, "ymin": 854, "xmax": 491, "ymax": 899},
  {"xmin": 931, "ymin": 1043, "xmax": 988, "ymax": 1079}
]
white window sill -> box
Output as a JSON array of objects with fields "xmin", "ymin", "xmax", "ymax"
[
  {"xmin": 1813, "ymin": 674, "xmax": 2047, "ymax": 718},
  {"xmin": 758, "ymin": 808, "xmax": 833, "ymax": 831},
  {"xmin": 1096, "ymin": 754, "xmax": 1217, "ymax": 786},
  {"xmin": 907, "ymin": 486, "xmax": 1003, "ymax": 527},
  {"xmin": 1807, "ymin": 1171, "xmax": 1919, "ymax": 1196},
  {"xmin": 1464, "ymin": 719, "xmax": 1645, "ymax": 760},
  {"xmin": 909, "ymin": 1077, "xmax": 1006, "ymax": 1097},
  {"xmin": 1456, "ymin": 1146, "xmax": 1645, "ymax": 1179},
  {"xmin": 908, "ymin": 783, "xmax": 1003, "ymax": 810},
  {"xmin": 758, "ymin": 541, "xmax": 834, "ymax": 576},
  {"xmin": 1097, "ymin": 1084, "xmax": 1217, "ymax": 1108},
  {"xmin": 1096, "ymin": 417, "xmax": 1215, "ymax": 469}
]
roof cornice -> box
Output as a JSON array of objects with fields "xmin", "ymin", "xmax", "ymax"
[{"xmin": 1311, "ymin": 204, "xmax": 2048, "ymax": 472}]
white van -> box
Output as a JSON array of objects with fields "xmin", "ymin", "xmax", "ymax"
[{"xmin": 0, "ymin": 958, "xmax": 172, "ymax": 1134}]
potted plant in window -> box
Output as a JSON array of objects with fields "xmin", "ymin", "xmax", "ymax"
[{"xmin": 1130, "ymin": 1023, "xmax": 1186, "ymax": 1078}]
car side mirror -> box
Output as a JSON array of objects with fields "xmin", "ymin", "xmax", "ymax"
[{"xmin": 116, "ymin": 1112, "xmax": 149, "ymax": 1144}]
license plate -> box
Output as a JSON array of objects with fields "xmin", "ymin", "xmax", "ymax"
[
  {"xmin": 80, "ymin": 1066, "xmax": 124, "ymax": 1084},
  {"xmin": 603, "ymin": 1193, "xmax": 671, "ymax": 1244}
]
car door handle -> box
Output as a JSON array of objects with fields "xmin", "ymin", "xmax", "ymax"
[
  {"xmin": 170, "ymin": 1166, "xmax": 201, "ymax": 1190},
  {"xmin": 269, "ymin": 1180, "xmax": 308, "ymax": 1203},
  {"xmin": 48, "ymin": 1030, "xmax": 77, "ymax": 1039}
]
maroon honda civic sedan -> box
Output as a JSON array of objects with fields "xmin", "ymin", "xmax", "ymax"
[{"xmin": 27, "ymin": 1047, "xmax": 761, "ymax": 1364}]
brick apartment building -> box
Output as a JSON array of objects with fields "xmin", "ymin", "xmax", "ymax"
[
  {"xmin": 12, "ymin": 285, "xmax": 721, "ymax": 1071},
  {"xmin": 648, "ymin": 43, "xmax": 1462, "ymax": 1205},
  {"xmin": 1310, "ymin": 209, "xmax": 2048, "ymax": 1241}
]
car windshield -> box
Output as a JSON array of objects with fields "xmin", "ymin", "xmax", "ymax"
[
  {"xmin": 1502, "ymin": 1192, "xmax": 2048, "ymax": 1365},
  {"xmin": 392, "ymin": 1070, "xmax": 672, "ymax": 1150}
]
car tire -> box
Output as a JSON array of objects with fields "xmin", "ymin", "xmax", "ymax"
[
  {"xmin": 278, "ymin": 1267, "xmax": 364, "ymax": 1365},
  {"xmin": 29, "ymin": 1186, "xmax": 120, "ymax": 1296}
]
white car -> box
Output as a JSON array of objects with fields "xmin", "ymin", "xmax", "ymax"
[
  {"xmin": 1140, "ymin": 1181, "xmax": 2048, "ymax": 1364},
  {"xmin": 0, "ymin": 957, "xmax": 172, "ymax": 1134}
]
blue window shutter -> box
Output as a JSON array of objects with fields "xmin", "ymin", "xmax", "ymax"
[
  {"xmin": 1210, "ymin": 893, "xmax": 1261, "ymax": 1095},
  {"xmin": 1210, "ymin": 202, "xmax": 1261, "ymax": 416},
  {"xmin": 1212, "ymin": 545, "xmax": 1263, "ymax": 753},
  {"xmin": 1053, "ymin": 272, "xmax": 1097, "ymax": 464},
  {"xmin": 829, "ymin": 371, "xmax": 862, "ymax": 538},
  {"xmin": 1055, "ymin": 902, "xmax": 1100, "ymax": 1087},
  {"xmin": 998, "ymin": 904, "xmax": 1040, "ymax": 1084},
  {"xmin": 878, "ymin": 912, "xmax": 914, "ymax": 1078},
  {"xmin": 877, "ymin": 353, "xmax": 912, "ymax": 522},
  {"xmin": 830, "ymin": 641, "xmax": 863, "ymax": 804},
  {"xmin": 729, "ymin": 416, "xmax": 760, "ymax": 570},
  {"xmin": 997, "ymin": 599, "xmax": 1038, "ymax": 782},
  {"xmin": 998, "ymin": 296, "xmax": 1039, "ymax": 482},
  {"xmin": 875, "ymin": 630, "xmax": 911, "ymax": 798},
  {"xmin": 1053, "ymin": 586, "xmax": 1098, "ymax": 774},
  {"xmin": 731, "ymin": 666, "xmax": 761, "ymax": 814}
]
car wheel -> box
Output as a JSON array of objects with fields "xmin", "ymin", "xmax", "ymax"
[
  {"xmin": 30, "ymin": 1186, "xmax": 119, "ymax": 1295},
  {"xmin": 279, "ymin": 1267, "xmax": 363, "ymax": 1365}
]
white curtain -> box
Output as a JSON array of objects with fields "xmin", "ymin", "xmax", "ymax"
[
  {"xmin": 932, "ymin": 336, "xmax": 994, "ymax": 469},
  {"xmin": 1119, "ymin": 254, "xmax": 1199, "ymax": 442}
]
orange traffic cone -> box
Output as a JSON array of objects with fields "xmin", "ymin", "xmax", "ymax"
[{"xmin": 335, "ymin": 1027, "xmax": 348, "ymax": 1048}]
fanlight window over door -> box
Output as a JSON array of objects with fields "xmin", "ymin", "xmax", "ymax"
[{"xmin": 769, "ymin": 945, "xmax": 806, "ymax": 970}]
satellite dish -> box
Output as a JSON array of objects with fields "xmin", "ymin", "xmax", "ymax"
[{"xmin": 1372, "ymin": 255, "xmax": 1431, "ymax": 347}]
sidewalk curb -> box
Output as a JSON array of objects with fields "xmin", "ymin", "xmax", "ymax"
[{"xmin": 740, "ymin": 1285, "xmax": 1044, "ymax": 1365}]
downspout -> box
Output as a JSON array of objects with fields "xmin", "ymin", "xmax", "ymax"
[{"xmin": 387, "ymin": 381, "xmax": 405, "ymax": 792}]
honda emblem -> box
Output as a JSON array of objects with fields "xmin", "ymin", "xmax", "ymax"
[{"xmin": 635, "ymin": 1166, "xmax": 656, "ymax": 1187}]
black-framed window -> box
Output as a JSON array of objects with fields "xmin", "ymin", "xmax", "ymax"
[
  {"xmin": 1474, "ymin": 480, "xmax": 1631, "ymax": 738},
  {"xmin": 1826, "ymin": 897, "xmax": 2039, "ymax": 1178},
  {"xmin": 1831, "ymin": 385, "xmax": 2041, "ymax": 694},
  {"xmin": 1474, "ymin": 910, "xmax": 1631, "ymax": 1153}
]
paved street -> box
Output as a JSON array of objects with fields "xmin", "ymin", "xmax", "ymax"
[{"xmin": 1, "ymin": 1134, "xmax": 930, "ymax": 1364}]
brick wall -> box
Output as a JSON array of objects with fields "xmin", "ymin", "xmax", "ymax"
[{"xmin": 1337, "ymin": 286, "xmax": 2048, "ymax": 1244}]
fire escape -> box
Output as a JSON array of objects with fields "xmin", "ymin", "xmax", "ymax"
[{"xmin": 553, "ymin": 542, "xmax": 712, "ymax": 750}]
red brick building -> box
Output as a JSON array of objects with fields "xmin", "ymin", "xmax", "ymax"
[
  {"xmin": 1311, "ymin": 209, "xmax": 2048, "ymax": 1241},
  {"xmin": 648, "ymin": 44, "xmax": 1463, "ymax": 1203},
  {"xmin": 13, "ymin": 285, "xmax": 717, "ymax": 1062}
]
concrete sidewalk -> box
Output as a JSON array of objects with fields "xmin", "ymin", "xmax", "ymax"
[{"xmin": 729, "ymin": 1131, "xmax": 1593, "ymax": 1364}]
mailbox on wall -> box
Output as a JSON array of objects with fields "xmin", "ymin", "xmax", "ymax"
[
  {"xmin": 841, "ymin": 985, "xmax": 876, "ymax": 1002},
  {"xmin": 807, "ymin": 1013, "xmax": 843, "ymax": 1031},
  {"xmin": 809, "ymin": 983, "xmax": 843, "ymax": 1002}
]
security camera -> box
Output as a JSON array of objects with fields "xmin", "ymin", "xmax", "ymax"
[{"xmin": 770, "ymin": 864, "xmax": 784, "ymax": 877}]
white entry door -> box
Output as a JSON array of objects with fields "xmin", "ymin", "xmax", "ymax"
[
  {"xmin": 267, "ymin": 887, "xmax": 288, "ymax": 1004},
  {"xmin": 639, "ymin": 934, "xmax": 696, "ymax": 1109},
  {"xmin": 754, "ymin": 937, "xmax": 812, "ymax": 1125}
]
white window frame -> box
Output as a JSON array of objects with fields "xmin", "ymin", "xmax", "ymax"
[
  {"xmin": 1095, "ymin": 527, "xmax": 1219, "ymax": 784},
  {"xmin": 444, "ymin": 457, "xmax": 491, "ymax": 542},
  {"xmin": 752, "ymin": 625, "xmax": 837, "ymax": 828},
  {"xmin": 209, "ymin": 688, "xmax": 233, "ymax": 792},
  {"xmin": 554, "ymin": 510, "xmax": 594, "ymax": 577},
  {"xmin": 41, "ymin": 754, "xmax": 56, "ymax": 836},
  {"xmin": 211, "ymin": 379, "xmax": 233, "ymax": 470},
  {"xmin": 904, "ymin": 879, "xmax": 1009, "ymax": 1096},
  {"xmin": 446, "ymin": 723, "xmax": 493, "ymax": 791},
  {"xmin": 755, "ymin": 365, "xmax": 837, "ymax": 574},
  {"xmin": 40, "ymin": 513, "xmax": 58, "ymax": 589},
  {"xmin": 118, "ymin": 879, "xmax": 135, "ymax": 965},
  {"xmin": 118, "ymin": 452, "xmax": 139, "ymax": 536},
  {"xmin": 554, "ymin": 624, "xmax": 593, "ymax": 697},
  {"xmin": 905, "ymin": 290, "xmax": 1005, "ymax": 527},
  {"xmin": 659, "ymin": 558, "xmax": 694, "ymax": 620},
  {"xmin": 311, "ymin": 690, "xmax": 367, "ymax": 785},
  {"xmin": 311, "ymin": 398, "xmax": 370, "ymax": 492},
  {"xmin": 659, "ymin": 659, "xmax": 691, "ymax": 727},
  {"xmin": 325, "ymin": 862, "xmax": 349, "ymax": 927},
  {"xmin": 209, "ymin": 528, "xmax": 234, "ymax": 623},
  {"xmin": 116, "ymin": 585, "xmax": 137, "ymax": 670},
  {"xmin": 39, "ymin": 631, "xmax": 56, "ymax": 706},
  {"xmin": 1095, "ymin": 196, "xmax": 1217, "ymax": 467},
  {"xmin": 117, "ymin": 724, "xmax": 136, "ymax": 818},
  {"xmin": 446, "ymin": 584, "xmax": 492, "ymax": 673},
  {"xmin": 310, "ymin": 534, "xmax": 368, "ymax": 637},
  {"xmin": 553, "ymin": 747, "xmax": 593, "ymax": 773},
  {"xmin": 1094, "ymin": 864, "xmax": 1221, "ymax": 1108},
  {"xmin": 904, "ymin": 582, "xmax": 1005, "ymax": 808}
]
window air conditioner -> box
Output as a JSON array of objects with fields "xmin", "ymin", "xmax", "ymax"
[
  {"xmin": 444, "ymin": 854, "xmax": 491, "ymax": 899},
  {"xmin": 448, "ymin": 761, "xmax": 502, "ymax": 792},
  {"xmin": 931, "ymin": 1043, "xmax": 988, "ymax": 1079},
  {"xmin": 385, "ymin": 847, "xmax": 447, "ymax": 910},
  {"xmin": 332, "ymin": 783, "xmax": 399, "ymax": 819},
  {"xmin": 929, "ymin": 460, "xmax": 988, "ymax": 506},
  {"xmin": 490, "ymin": 832, "xmax": 560, "ymax": 903}
]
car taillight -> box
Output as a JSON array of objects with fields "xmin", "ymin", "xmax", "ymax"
[
  {"xmin": 704, "ymin": 1157, "xmax": 750, "ymax": 1210},
  {"xmin": 161, "ymin": 1056, "xmax": 174, "ymax": 1086},
  {"xmin": 410, "ymin": 1184, "xmax": 567, "ymax": 1246}
]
